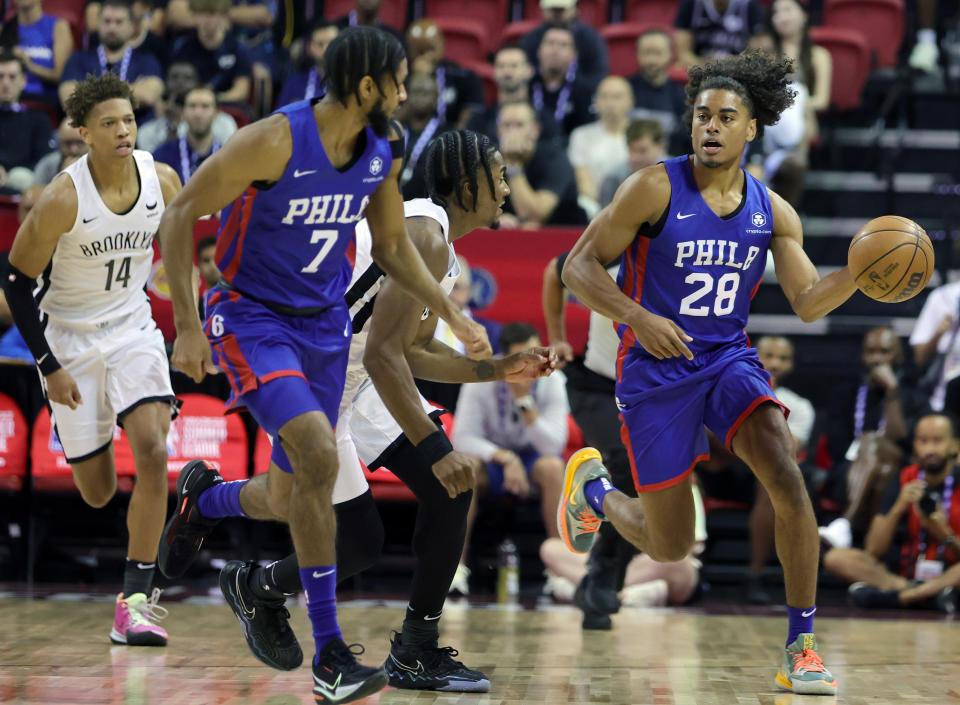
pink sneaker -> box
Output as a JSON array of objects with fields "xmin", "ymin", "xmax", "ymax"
[{"xmin": 109, "ymin": 588, "xmax": 169, "ymax": 646}]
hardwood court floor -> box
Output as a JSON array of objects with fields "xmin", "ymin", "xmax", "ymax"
[{"xmin": 0, "ymin": 594, "xmax": 957, "ymax": 705}]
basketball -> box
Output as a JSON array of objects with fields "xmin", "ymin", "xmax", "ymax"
[{"xmin": 848, "ymin": 215, "xmax": 934, "ymax": 302}]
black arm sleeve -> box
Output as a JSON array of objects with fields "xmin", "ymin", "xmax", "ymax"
[{"xmin": 3, "ymin": 264, "xmax": 60, "ymax": 375}]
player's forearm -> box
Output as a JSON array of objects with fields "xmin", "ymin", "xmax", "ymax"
[
  {"xmin": 371, "ymin": 234, "xmax": 459, "ymax": 325},
  {"xmin": 363, "ymin": 343, "xmax": 443, "ymax": 445},
  {"xmin": 788, "ymin": 267, "xmax": 857, "ymax": 323},
  {"xmin": 3, "ymin": 265, "xmax": 60, "ymax": 374},
  {"xmin": 405, "ymin": 338, "xmax": 500, "ymax": 383},
  {"xmin": 563, "ymin": 249, "xmax": 641, "ymax": 327},
  {"xmin": 542, "ymin": 258, "xmax": 567, "ymax": 345},
  {"xmin": 158, "ymin": 201, "xmax": 202, "ymax": 330}
]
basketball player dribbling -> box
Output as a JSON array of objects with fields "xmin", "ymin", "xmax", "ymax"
[
  {"xmin": 559, "ymin": 51, "xmax": 866, "ymax": 695},
  {"xmin": 155, "ymin": 27, "xmax": 489, "ymax": 704},
  {"xmin": 3, "ymin": 74, "xmax": 183, "ymax": 646}
]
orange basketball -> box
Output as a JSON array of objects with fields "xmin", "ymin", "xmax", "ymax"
[{"xmin": 848, "ymin": 215, "xmax": 934, "ymax": 302}]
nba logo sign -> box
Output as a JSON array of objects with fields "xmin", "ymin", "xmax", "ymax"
[
  {"xmin": 751, "ymin": 212, "xmax": 766, "ymax": 228},
  {"xmin": 369, "ymin": 157, "xmax": 383, "ymax": 175}
]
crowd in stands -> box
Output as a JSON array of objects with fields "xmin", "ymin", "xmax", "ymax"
[{"xmin": 1, "ymin": 0, "xmax": 958, "ymax": 613}]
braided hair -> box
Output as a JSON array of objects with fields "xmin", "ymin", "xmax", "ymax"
[
  {"xmin": 423, "ymin": 130, "xmax": 498, "ymax": 213},
  {"xmin": 324, "ymin": 25, "xmax": 405, "ymax": 107},
  {"xmin": 684, "ymin": 50, "xmax": 796, "ymax": 139}
]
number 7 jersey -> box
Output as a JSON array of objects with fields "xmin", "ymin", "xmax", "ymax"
[
  {"xmin": 37, "ymin": 150, "xmax": 164, "ymax": 329},
  {"xmin": 616, "ymin": 155, "xmax": 773, "ymax": 357}
]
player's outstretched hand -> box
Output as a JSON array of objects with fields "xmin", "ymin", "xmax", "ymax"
[
  {"xmin": 552, "ymin": 341, "xmax": 574, "ymax": 370},
  {"xmin": 502, "ymin": 346, "xmax": 558, "ymax": 381},
  {"xmin": 172, "ymin": 326, "xmax": 218, "ymax": 383},
  {"xmin": 450, "ymin": 312, "xmax": 493, "ymax": 360},
  {"xmin": 432, "ymin": 451, "xmax": 478, "ymax": 498},
  {"xmin": 629, "ymin": 309, "xmax": 694, "ymax": 360},
  {"xmin": 46, "ymin": 368, "xmax": 82, "ymax": 409}
]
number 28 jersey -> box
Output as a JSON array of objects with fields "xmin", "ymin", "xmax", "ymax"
[
  {"xmin": 37, "ymin": 150, "xmax": 164, "ymax": 329},
  {"xmin": 616, "ymin": 155, "xmax": 773, "ymax": 358}
]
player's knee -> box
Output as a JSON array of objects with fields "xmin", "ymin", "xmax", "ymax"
[
  {"xmin": 132, "ymin": 437, "xmax": 169, "ymax": 475},
  {"xmin": 80, "ymin": 479, "xmax": 117, "ymax": 508},
  {"xmin": 288, "ymin": 439, "xmax": 339, "ymax": 489},
  {"xmin": 650, "ymin": 530, "xmax": 695, "ymax": 563},
  {"xmin": 822, "ymin": 547, "xmax": 851, "ymax": 575}
]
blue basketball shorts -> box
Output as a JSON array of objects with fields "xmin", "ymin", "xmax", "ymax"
[
  {"xmin": 484, "ymin": 447, "xmax": 542, "ymax": 498},
  {"xmin": 615, "ymin": 343, "xmax": 788, "ymax": 493},
  {"xmin": 204, "ymin": 287, "xmax": 351, "ymax": 472}
]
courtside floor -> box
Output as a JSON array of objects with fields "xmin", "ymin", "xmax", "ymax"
[{"xmin": 0, "ymin": 588, "xmax": 956, "ymax": 705}]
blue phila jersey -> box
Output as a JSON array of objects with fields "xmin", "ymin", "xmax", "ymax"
[
  {"xmin": 616, "ymin": 155, "xmax": 774, "ymax": 357},
  {"xmin": 214, "ymin": 99, "xmax": 393, "ymax": 310}
]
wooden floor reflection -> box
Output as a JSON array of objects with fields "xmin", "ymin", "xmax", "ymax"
[{"xmin": 0, "ymin": 596, "xmax": 957, "ymax": 705}]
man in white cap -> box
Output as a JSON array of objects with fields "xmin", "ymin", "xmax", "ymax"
[{"xmin": 520, "ymin": 0, "xmax": 608, "ymax": 88}]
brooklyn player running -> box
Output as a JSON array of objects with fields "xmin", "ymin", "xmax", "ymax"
[
  {"xmin": 559, "ymin": 52, "xmax": 860, "ymax": 695},
  {"xmin": 160, "ymin": 130, "xmax": 556, "ymax": 692},
  {"xmin": 156, "ymin": 29, "xmax": 489, "ymax": 704},
  {"xmin": 3, "ymin": 74, "xmax": 182, "ymax": 646}
]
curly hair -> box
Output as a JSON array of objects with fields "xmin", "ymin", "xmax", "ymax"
[
  {"xmin": 64, "ymin": 72, "xmax": 137, "ymax": 127},
  {"xmin": 684, "ymin": 50, "xmax": 796, "ymax": 139}
]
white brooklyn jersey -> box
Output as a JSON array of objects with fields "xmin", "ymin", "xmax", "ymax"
[{"xmin": 37, "ymin": 150, "xmax": 164, "ymax": 328}]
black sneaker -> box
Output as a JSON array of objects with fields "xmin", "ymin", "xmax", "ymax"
[
  {"xmin": 313, "ymin": 639, "xmax": 388, "ymax": 704},
  {"xmin": 158, "ymin": 459, "xmax": 223, "ymax": 578},
  {"xmin": 385, "ymin": 632, "xmax": 490, "ymax": 692},
  {"xmin": 848, "ymin": 582, "xmax": 901, "ymax": 609},
  {"xmin": 220, "ymin": 560, "xmax": 303, "ymax": 671},
  {"xmin": 574, "ymin": 575, "xmax": 612, "ymax": 630},
  {"xmin": 935, "ymin": 586, "xmax": 957, "ymax": 614},
  {"xmin": 582, "ymin": 554, "xmax": 622, "ymax": 614}
]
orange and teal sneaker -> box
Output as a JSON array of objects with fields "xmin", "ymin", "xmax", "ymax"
[
  {"xmin": 557, "ymin": 448, "xmax": 610, "ymax": 554},
  {"xmin": 776, "ymin": 633, "xmax": 837, "ymax": 695}
]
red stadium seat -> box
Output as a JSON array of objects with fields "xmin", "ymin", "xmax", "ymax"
[
  {"xmin": 822, "ymin": 0, "xmax": 904, "ymax": 69},
  {"xmin": 0, "ymin": 195, "xmax": 19, "ymax": 253},
  {"xmin": 809, "ymin": 26, "xmax": 871, "ymax": 111},
  {"xmin": 21, "ymin": 100, "xmax": 58, "ymax": 130},
  {"xmin": 463, "ymin": 60, "xmax": 496, "ymax": 105},
  {"xmin": 165, "ymin": 394, "xmax": 248, "ymax": 491},
  {"xmin": 426, "ymin": 0, "xmax": 510, "ymax": 32},
  {"xmin": 42, "ymin": 0, "xmax": 85, "ymax": 54},
  {"xmin": 433, "ymin": 18, "xmax": 490, "ymax": 65},
  {"xmin": 524, "ymin": 0, "xmax": 608, "ymax": 25},
  {"xmin": 323, "ymin": 0, "xmax": 409, "ymax": 28},
  {"xmin": 0, "ymin": 393, "xmax": 28, "ymax": 491},
  {"xmin": 564, "ymin": 415, "xmax": 584, "ymax": 461},
  {"xmin": 499, "ymin": 20, "xmax": 539, "ymax": 47},
  {"xmin": 624, "ymin": 0, "xmax": 680, "ymax": 26},
  {"xmin": 601, "ymin": 22, "xmax": 673, "ymax": 76},
  {"xmin": 30, "ymin": 407, "xmax": 136, "ymax": 492},
  {"xmin": 219, "ymin": 103, "xmax": 251, "ymax": 128}
]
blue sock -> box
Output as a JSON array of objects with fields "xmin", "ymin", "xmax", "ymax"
[
  {"xmin": 786, "ymin": 605, "xmax": 816, "ymax": 647},
  {"xmin": 300, "ymin": 565, "xmax": 342, "ymax": 662},
  {"xmin": 196, "ymin": 480, "xmax": 248, "ymax": 519},
  {"xmin": 584, "ymin": 476, "xmax": 616, "ymax": 516}
]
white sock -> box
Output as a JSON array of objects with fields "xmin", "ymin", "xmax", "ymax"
[{"xmin": 917, "ymin": 29, "xmax": 937, "ymax": 45}]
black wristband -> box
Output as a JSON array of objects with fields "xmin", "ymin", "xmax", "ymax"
[{"xmin": 416, "ymin": 429, "xmax": 453, "ymax": 467}]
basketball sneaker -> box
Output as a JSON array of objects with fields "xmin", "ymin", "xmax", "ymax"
[
  {"xmin": 385, "ymin": 632, "xmax": 490, "ymax": 692},
  {"xmin": 158, "ymin": 459, "xmax": 223, "ymax": 578},
  {"xmin": 220, "ymin": 560, "xmax": 303, "ymax": 671},
  {"xmin": 775, "ymin": 633, "xmax": 838, "ymax": 695},
  {"xmin": 312, "ymin": 638, "xmax": 388, "ymax": 704},
  {"xmin": 558, "ymin": 448, "xmax": 610, "ymax": 554},
  {"xmin": 109, "ymin": 588, "xmax": 169, "ymax": 646}
]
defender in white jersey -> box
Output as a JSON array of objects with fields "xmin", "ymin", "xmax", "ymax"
[
  {"xmin": 4, "ymin": 74, "xmax": 183, "ymax": 646},
  {"xmin": 163, "ymin": 131, "xmax": 557, "ymax": 692}
]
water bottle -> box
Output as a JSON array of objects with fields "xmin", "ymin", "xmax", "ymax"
[{"xmin": 496, "ymin": 538, "xmax": 520, "ymax": 602}]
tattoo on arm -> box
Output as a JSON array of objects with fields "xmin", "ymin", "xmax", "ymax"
[{"xmin": 471, "ymin": 358, "xmax": 496, "ymax": 381}]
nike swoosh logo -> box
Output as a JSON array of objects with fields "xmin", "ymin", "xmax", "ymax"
[
  {"xmin": 390, "ymin": 655, "xmax": 425, "ymax": 674},
  {"xmin": 676, "ymin": 213, "xmax": 695, "ymax": 220},
  {"xmin": 37, "ymin": 353, "xmax": 49, "ymax": 364},
  {"xmin": 294, "ymin": 169, "xmax": 317, "ymax": 178},
  {"xmin": 82, "ymin": 216, "xmax": 98, "ymax": 223},
  {"xmin": 801, "ymin": 609, "xmax": 816, "ymax": 617},
  {"xmin": 235, "ymin": 571, "xmax": 255, "ymax": 618},
  {"xmin": 424, "ymin": 613, "xmax": 442, "ymax": 621},
  {"xmin": 312, "ymin": 569, "xmax": 335, "ymax": 578},
  {"xmin": 145, "ymin": 201, "xmax": 158, "ymax": 210},
  {"xmin": 314, "ymin": 673, "xmax": 364, "ymax": 699},
  {"xmin": 136, "ymin": 562, "xmax": 155, "ymax": 570}
]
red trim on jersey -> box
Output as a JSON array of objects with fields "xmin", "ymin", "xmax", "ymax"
[
  {"xmin": 214, "ymin": 342, "xmax": 242, "ymax": 403},
  {"xmin": 750, "ymin": 276, "xmax": 763, "ymax": 299},
  {"xmin": 620, "ymin": 414, "xmax": 709, "ymax": 493},
  {"xmin": 219, "ymin": 335, "xmax": 258, "ymax": 396},
  {"xmin": 344, "ymin": 236, "xmax": 357, "ymax": 268},
  {"xmin": 260, "ymin": 369, "xmax": 308, "ymax": 384},
  {"xmin": 205, "ymin": 288, "xmax": 241, "ymax": 309},
  {"xmin": 616, "ymin": 328, "xmax": 636, "ymax": 383},
  {"xmin": 724, "ymin": 394, "xmax": 789, "ymax": 450},
  {"xmin": 218, "ymin": 187, "xmax": 258, "ymax": 283}
]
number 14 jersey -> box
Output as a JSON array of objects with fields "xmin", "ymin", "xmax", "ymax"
[
  {"xmin": 39, "ymin": 150, "xmax": 164, "ymax": 329},
  {"xmin": 616, "ymin": 155, "xmax": 774, "ymax": 358}
]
